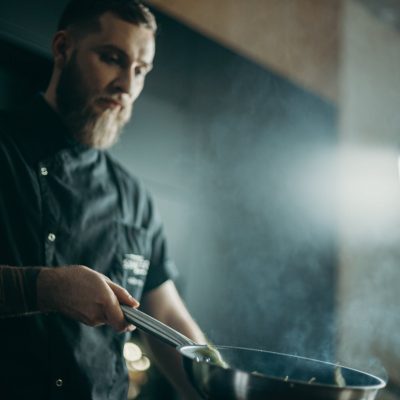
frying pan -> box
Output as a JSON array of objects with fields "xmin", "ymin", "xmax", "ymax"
[{"xmin": 121, "ymin": 305, "xmax": 386, "ymax": 400}]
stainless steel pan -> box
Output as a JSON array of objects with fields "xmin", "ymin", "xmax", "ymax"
[{"xmin": 121, "ymin": 305, "xmax": 386, "ymax": 400}]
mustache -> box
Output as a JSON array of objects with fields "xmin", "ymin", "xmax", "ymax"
[{"xmin": 96, "ymin": 94, "xmax": 132, "ymax": 109}]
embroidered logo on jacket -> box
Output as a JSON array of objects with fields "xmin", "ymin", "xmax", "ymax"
[{"xmin": 122, "ymin": 254, "xmax": 150, "ymax": 287}]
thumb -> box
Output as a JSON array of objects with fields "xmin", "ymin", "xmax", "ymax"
[{"xmin": 107, "ymin": 281, "xmax": 139, "ymax": 308}]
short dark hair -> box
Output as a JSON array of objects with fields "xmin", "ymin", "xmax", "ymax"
[{"xmin": 58, "ymin": 0, "xmax": 157, "ymax": 33}]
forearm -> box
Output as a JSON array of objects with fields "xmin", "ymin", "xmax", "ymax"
[
  {"xmin": 162, "ymin": 303, "xmax": 207, "ymax": 346},
  {"xmin": 140, "ymin": 281, "xmax": 208, "ymax": 399},
  {"xmin": 141, "ymin": 332, "xmax": 204, "ymax": 400},
  {"xmin": 0, "ymin": 264, "xmax": 138, "ymax": 331},
  {"xmin": 142, "ymin": 310, "xmax": 208, "ymax": 399},
  {"xmin": 0, "ymin": 265, "xmax": 42, "ymax": 317}
]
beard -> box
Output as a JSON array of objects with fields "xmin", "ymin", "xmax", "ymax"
[{"xmin": 56, "ymin": 53, "xmax": 132, "ymax": 149}]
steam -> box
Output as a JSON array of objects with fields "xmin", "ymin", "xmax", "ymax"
[
  {"xmin": 111, "ymin": 7, "xmax": 399, "ymax": 389},
  {"xmin": 188, "ymin": 137, "xmax": 400, "ymax": 382},
  {"xmin": 335, "ymin": 145, "xmax": 400, "ymax": 381}
]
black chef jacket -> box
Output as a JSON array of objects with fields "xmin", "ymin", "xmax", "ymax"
[{"xmin": 0, "ymin": 95, "xmax": 177, "ymax": 399}]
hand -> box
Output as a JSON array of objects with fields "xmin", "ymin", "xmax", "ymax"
[{"xmin": 37, "ymin": 265, "xmax": 139, "ymax": 332}]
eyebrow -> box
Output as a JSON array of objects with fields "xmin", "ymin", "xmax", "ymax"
[{"xmin": 96, "ymin": 44, "xmax": 153, "ymax": 69}]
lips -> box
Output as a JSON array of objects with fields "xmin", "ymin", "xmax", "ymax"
[{"xmin": 97, "ymin": 98, "xmax": 123, "ymax": 110}]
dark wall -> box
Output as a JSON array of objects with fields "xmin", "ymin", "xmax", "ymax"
[
  {"xmin": 139, "ymin": 11, "xmax": 338, "ymax": 359},
  {"xmin": 0, "ymin": 1, "xmax": 338, "ymax": 365},
  {"xmin": 0, "ymin": 40, "xmax": 51, "ymax": 108}
]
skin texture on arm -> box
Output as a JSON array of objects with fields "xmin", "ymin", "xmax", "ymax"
[
  {"xmin": 37, "ymin": 265, "xmax": 138, "ymax": 332},
  {"xmin": 0, "ymin": 264, "xmax": 138, "ymax": 332},
  {"xmin": 140, "ymin": 280, "xmax": 207, "ymax": 400}
]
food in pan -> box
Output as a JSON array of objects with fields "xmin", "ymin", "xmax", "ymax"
[
  {"xmin": 334, "ymin": 366, "xmax": 346, "ymax": 387},
  {"xmin": 196, "ymin": 345, "xmax": 229, "ymax": 368},
  {"xmin": 250, "ymin": 368, "xmax": 345, "ymax": 387}
]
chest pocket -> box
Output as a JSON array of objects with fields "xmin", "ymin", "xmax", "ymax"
[{"xmin": 110, "ymin": 222, "xmax": 151, "ymax": 301}]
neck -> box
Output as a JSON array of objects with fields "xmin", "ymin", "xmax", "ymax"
[{"xmin": 43, "ymin": 80, "xmax": 60, "ymax": 114}]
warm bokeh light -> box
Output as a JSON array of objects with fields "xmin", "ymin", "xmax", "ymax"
[
  {"xmin": 123, "ymin": 342, "xmax": 142, "ymax": 362},
  {"xmin": 129, "ymin": 356, "xmax": 151, "ymax": 372}
]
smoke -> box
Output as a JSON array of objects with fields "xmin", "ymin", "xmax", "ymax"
[
  {"xmin": 112, "ymin": 8, "xmax": 400, "ymax": 388},
  {"xmin": 191, "ymin": 135, "xmax": 400, "ymax": 381},
  {"xmin": 332, "ymin": 145, "xmax": 400, "ymax": 385}
]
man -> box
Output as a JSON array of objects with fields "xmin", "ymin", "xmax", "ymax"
[{"xmin": 0, "ymin": 1, "xmax": 206, "ymax": 398}]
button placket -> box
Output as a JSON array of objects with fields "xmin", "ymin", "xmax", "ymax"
[
  {"xmin": 40, "ymin": 166, "xmax": 48, "ymax": 176},
  {"xmin": 38, "ymin": 160, "xmax": 58, "ymax": 265},
  {"xmin": 55, "ymin": 378, "xmax": 63, "ymax": 387}
]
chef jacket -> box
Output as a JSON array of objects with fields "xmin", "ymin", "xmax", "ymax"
[{"xmin": 0, "ymin": 94, "xmax": 177, "ymax": 399}]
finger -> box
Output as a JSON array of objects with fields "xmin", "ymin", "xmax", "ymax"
[
  {"xmin": 102, "ymin": 292, "xmax": 130, "ymax": 332},
  {"xmin": 107, "ymin": 281, "xmax": 140, "ymax": 308},
  {"xmin": 122, "ymin": 324, "xmax": 136, "ymax": 333}
]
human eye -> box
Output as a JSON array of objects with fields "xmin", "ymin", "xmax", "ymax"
[
  {"xmin": 135, "ymin": 64, "xmax": 151, "ymax": 77},
  {"xmin": 135, "ymin": 66, "xmax": 145, "ymax": 76},
  {"xmin": 100, "ymin": 51, "xmax": 121, "ymax": 65}
]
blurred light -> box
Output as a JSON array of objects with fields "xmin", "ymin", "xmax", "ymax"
[
  {"xmin": 338, "ymin": 145, "xmax": 400, "ymax": 240},
  {"xmin": 129, "ymin": 356, "xmax": 151, "ymax": 372},
  {"xmin": 397, "ymin": 155, "xmax": 400, "ymax": 185},
  {"xmin": 123, "ymin": 342, "xmax": 142, "ymax": 362}
]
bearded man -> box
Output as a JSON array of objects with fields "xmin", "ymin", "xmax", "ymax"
[{"xmin": 0, "ymin": 1, "xmax": 206, "ymax": 399}]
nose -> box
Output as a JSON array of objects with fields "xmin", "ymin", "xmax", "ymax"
[
  {"xmin": 115, "ymin": 67, "xmax": 134, "ymax": 95},
  {"xmin": 114, "ymin": 65, "xmax": 143, "ymax": 99}
]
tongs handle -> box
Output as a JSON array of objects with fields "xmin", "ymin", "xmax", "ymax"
[{"xmin": 121, "ymin": 305, "xmax": 196, "ymax": 348}]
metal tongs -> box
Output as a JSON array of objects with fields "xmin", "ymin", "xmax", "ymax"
[{"xmin": 121, "ymin": 305, "xmax": 195, "ymax": 348}]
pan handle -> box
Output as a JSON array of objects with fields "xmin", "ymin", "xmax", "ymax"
[{"xmin": 121, "ymin": 305, "xmax": 196, "ymax": 348}]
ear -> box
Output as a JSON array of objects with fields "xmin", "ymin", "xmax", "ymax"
[{"xmin": 52, "ymin": 31, "xmax": 71, "ymax": 69}]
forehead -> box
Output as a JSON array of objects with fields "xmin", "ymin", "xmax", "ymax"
[{"xmin": 78, "ymin": 11, "xmax": 155, "ymax": 63}]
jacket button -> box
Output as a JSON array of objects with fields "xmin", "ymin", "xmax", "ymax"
[
  {"xmin": 40, "ymin": 167, "xmax": 48, "ymax": 176},
  {"xmin": 55, "ymin": 378, "xmax": 63, "ymax": 387},
  {"xmin": 48, "ymin": 233, "xmax": 56, "ymax": 242}
]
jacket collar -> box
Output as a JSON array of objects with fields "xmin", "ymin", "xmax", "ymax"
[{"xmin": 10, "ymin": 93, "xmax": 94, "ymax": 164}]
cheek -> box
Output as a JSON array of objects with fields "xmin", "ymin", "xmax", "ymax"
[
  {"xmin": 85, "ymin": 72, "xmax": 110, "ymax": 95},
  {"xmin": 132, "ymin": 78, "xmax": 145, "ymax": 100},
  {"xmin": 79, "ymin": 58, "xmax": 114, "ymax": 94}
]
